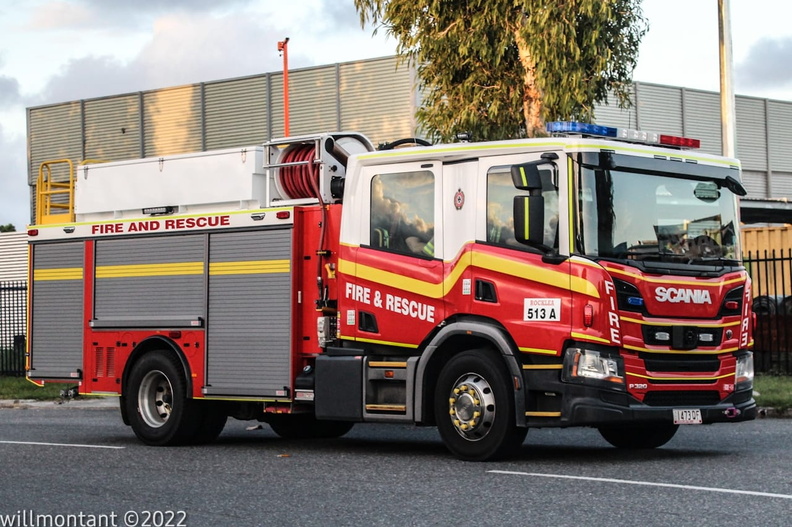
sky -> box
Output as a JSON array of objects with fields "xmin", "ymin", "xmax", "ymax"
[{"xmin": 1, "ymin": 0, "xmax": 792, "ymax": 230}]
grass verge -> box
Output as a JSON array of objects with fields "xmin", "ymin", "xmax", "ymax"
[
  {"xmin": 754, "ymin": 374, "xmax": 792, "ymax": 412},
  {"xmin": 0, "ymin": 376, "xmax": 67, "ymax": 401}
]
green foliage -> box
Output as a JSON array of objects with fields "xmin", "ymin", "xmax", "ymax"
[
  {"xmin": 754, "ymin": 375, "xmax": 792, "ymax": 412},
  {"xmin": 355, "ymin": 0, "xmax": 647, "ymax": 141},
  {"xmin": 0, "ymin": 376, "xmax": 64, "ymax": 401},
  {"xmin": 0, "ymin": 223, "xmax": 16, "ymax": 232}
]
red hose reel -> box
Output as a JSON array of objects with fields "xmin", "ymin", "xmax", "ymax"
[{"xmin": 278, "ymin": 144, "xmax": 320, "ymax": 200}]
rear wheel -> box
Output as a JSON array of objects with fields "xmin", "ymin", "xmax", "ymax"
[
  {"xmin": 125, "ymin": 352, "xmax": 201, "ymax": 446},
  {"xmin": 192, "ymin": 402, "xmax": 228, "ymax": 444},
  {"xmin": 268, "ymin": 414, "xmax": 354, "ymax": 439},
  {"xmin": 598, "ymin": 423, "xmax": 679, "ymax": 449},
  {"xmin": 434, "ymin": 350, "xmax": 527, "ymax": 461}
]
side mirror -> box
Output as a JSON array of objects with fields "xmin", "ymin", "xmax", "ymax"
[
  {"xmin": 725, "ymin": 175, "xmax": 747, "ymax": 197},
  {"xmin": 513, "ymin": 195, "xmax": 545, "ymax": 246},
  {"xmin": 510, "ymin": 163, "xmax": 543, "ymax": 191}
]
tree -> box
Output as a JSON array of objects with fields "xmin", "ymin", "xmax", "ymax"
[
  {"xmin": 0, "ymin": 223, "xmax": 16, "ymax": 233},
  {"xmin": 355, "ymin": 0, "xmax": 647, "ymax": 141}
]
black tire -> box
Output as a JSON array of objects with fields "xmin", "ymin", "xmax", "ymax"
[
  {"xmin": 125, "ymin": 352, "xmax": 201, "ymax": 446},
  {"xmin": 598, "ymin": 423, "xmax": 679, "ymax": 449},
  {"xmin": 190, "ymin": 402, "xmax": 228, "ymax": 444},
  {"xmin": 268, "ymin": 414, "xmax": 354, "ymax": 439},
  {"xmin": 434, "ymin": 349, "xmax": 527, "ymax": 461}
]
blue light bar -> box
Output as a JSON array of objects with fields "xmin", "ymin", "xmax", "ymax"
[
  {"xmin": 546, "ymin": 121, "xmax": 618, "ymax": 138},
  {"xmin": 546, "ymin": 121, "xmax": 701, "ymax": 149}
]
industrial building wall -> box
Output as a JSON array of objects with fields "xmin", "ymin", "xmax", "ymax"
[
  {"xmin": 0, "ymin": 232, "xmax": 28, "ymax": 282},
  {"xmin": 26, "ymin": 54, "xmax": 792, "ymax": 224}
]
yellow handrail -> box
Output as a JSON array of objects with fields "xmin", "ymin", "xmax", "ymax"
[{"xmin": 36, "ymin": 159, "xmax": 75, "ymax": 225}]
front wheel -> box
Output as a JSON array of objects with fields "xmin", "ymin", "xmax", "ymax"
[
  {"xmin": 434, "ymin": 350, "xmax": 527, "ymax": 461},
  {"xmin": 598, "ymin": 423, "xmax": 679, "ymax": 449}
]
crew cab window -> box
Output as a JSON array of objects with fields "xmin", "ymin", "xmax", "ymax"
[
  {"xmin": 486, "ymin": 167, "xmax": 559, "ymax": 249},
  {"xmin": 370, "ymin": 170, "xmax": 435, "ymax": 256}
]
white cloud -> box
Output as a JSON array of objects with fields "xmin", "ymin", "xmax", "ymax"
[
  {"xmin": 0, "ymin": 124, "xmax": 30, "ymax": 229},
  {"xmin": 26, "ymin": 1, "xmax": 96, "ymax": 30},
  {"xmin": 736, "ymin": 37, "xmax": 792, "ymax": 94}
]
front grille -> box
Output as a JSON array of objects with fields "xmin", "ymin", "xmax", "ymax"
[
  {"xmin": 642, "ymin": 325, "xmax": 723, "ymax": 349},
  {"xmin": 643, "ymin": 391, "xmax": 721, "ymax": 407},
  {"xmin": 641, "ymin": 353, "xmax": 721, "ymax": 373}
]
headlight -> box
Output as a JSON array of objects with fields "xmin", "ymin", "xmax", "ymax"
[
  {"xmin": 735, "ymin": 353, "xmax": 754, "ymax": 390},
  {"xmin": 563, "ymin": 348, "xmax": 624, "ymax": 386}
]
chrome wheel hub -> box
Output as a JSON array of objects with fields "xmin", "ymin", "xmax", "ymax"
[
  {"xmin": 447, "ymin": 373, "xmax": 496, "ymax": 441},
  {"xmin": 138, "ymin": 370, "xmax": 173, "ymax": 428}
]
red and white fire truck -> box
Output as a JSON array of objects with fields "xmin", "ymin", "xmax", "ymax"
[{"xmin": 27, "ymin": 122, "xmax": 756, "ymax": 460}]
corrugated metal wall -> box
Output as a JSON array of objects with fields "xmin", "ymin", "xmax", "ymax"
[
  {"xmin": 26, "ymin": 56, "xmax": 792, "ymax": 224},
  {"xmin": 84, "ymin": 94, "xmax": 141, "ymax": 161},
  {"xmin": 636, "ymin": 84, "xmax": 684, "ymax": 135},
  {"xmin": 340, "ymin": 57, "xmax": 415, "ymax": 146},
  {"xmin": 0, "ymin": 233, "xmax": 28, "ymax": 281},
  {"xmin": 205, "ymin": 75, "xmax": 269, "ymax": 149},
  {"xmin": 143, "ymin": 85, "xmax": 203, "ymax": 156},
  {"xmin": 681, "ymin": 90, "xmax": 723, "ymax": 155},
  {"xmin": 28, "ymin": 102, "xmax": 83, "ymax": 185},
  {"xmin": 289, "ymin": 66, "xmax": 339, "ymax": 136}
]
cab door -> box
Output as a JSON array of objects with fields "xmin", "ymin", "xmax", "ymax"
[
  {"xmin": 338, "ymin": 160, "xmax": 444, "ymax": 348},
  {"xmin": 468, "ymin": 153, "xmax": 572, "ymax": 357}
]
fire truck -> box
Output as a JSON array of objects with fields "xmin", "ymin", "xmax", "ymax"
[{"xmin": 27, "ymin": 122, "xmax": 756, "ymax": 461}]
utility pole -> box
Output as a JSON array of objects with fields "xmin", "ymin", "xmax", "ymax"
[
  {"xmin": 718, "ymin": 0, "xmax": 736, "ymax": 158},
  {"xmin": 278, "ymin": 37, "xmax": 290, "ymax": 136}
]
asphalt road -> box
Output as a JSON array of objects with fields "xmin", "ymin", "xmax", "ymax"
[{"xmin": 0, "ymin": 402, "xmax": 790, "ymax": 527}]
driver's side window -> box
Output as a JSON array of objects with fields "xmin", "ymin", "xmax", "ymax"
[
  {"xmin": 486, "ymin": 168, "xmax": 559, "ymax": 249},
  {"xmin": 369, "ymin": 171, "xmax": 435, "ymax": 256}
]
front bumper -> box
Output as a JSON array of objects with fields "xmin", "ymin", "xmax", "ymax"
[{"xmin": 534, "ymin": 381, "xmax": 756, "ymax": 427}]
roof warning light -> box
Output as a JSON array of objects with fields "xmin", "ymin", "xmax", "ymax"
[{"xmin": 547, "ymin": 121, "xmax": 701, "ymax": 150}]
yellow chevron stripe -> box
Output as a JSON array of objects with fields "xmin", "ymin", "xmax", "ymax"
[
  {"xmin": 620, "ymin": 316, "xmax": 741, "ymax": 328},
  {"xmin": 473, "ymin": 253, "xmax": 599, "ymax": 298},
  {"xmin": 604, "ymin": 266, "xmax": 745, "ymax": 287},
  {"xmin": 338, "ymin": 251, "xmax": 599, "ymax": 300},
  {"xmin": 34, "ymin": 268, "xmax": 83, "ymax": 281},
  {"xmin": 571, "ymin": 331, "xmax": 611, "ymax": 344},
  {"xmin": 209, "ymin": 260, "xmax": 290, "ymax": 275},
  {"xmin": 519, "ymin": 347, "xmax": 559, "ymax": 355},
  {"xmin": 96, "ymin": 262, "xmax": 204, "ymax": 278},
  {"xmin": 339, "ymin": 335, "xmax": 419, "ymax": 349},
  {"xmin": 522, "ymin": 364, "xmax": 563, "ymax": 370}
]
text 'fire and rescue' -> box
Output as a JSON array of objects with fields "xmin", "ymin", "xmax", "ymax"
[
  {"xmin": 346, "ymin": 283, "xmax": 436, "ymax": 323},
  {"xmin": 91, "ymin": 216, "xmax": 231, "ymax": 235}
]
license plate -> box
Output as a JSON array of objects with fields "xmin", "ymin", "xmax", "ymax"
[{"xmin": 673, "ymin": 408, "xmax": 703, "ymax": 425}]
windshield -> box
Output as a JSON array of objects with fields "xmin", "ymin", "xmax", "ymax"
[{"xmin": 578, "ymin": 166, "xmax": 741, "ymax": 265}]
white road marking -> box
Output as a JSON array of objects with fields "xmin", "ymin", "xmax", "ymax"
[
  {"xmin": 489, "ymin": 470, "xmax": 792, "ymax": 500},
  {"xmin": 0, "ymin": 440, "xmax": 124, "ymax": 450}
]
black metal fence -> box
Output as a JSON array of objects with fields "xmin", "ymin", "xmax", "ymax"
[
  {"xmin": 744, "ymin": 249, "xmax": 792, "ymax": 374},
  {"xmin": 0, "ymin": 280, "xmax": 27, "ymax": 376}
]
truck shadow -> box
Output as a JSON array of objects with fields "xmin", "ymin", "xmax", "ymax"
[{"xmin": 211, "ymin": 422, "xmax": 730, "ymax": 463}]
